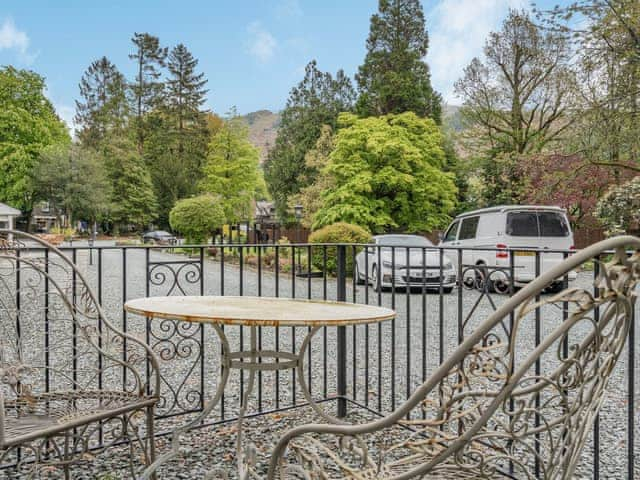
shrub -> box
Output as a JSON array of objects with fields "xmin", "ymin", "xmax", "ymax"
[
  {"xmin": 169, "ymin": 194, "xmax": 226, "ymax": 244},
  {"xmin": 308, "ymin": 222, "xmax": 371, "ymax": 275},
  {"xmin": 595, "ymin": 176, "xmax": 640, "ymax": 236}
]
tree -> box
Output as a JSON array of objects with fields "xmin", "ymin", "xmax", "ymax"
[
  {"xmin": 146, "ymin": 44, "xmax": 209, "ymax": 224},
  {"xmin": 75, "ymin": 57, "xmax": 129, "ymax": 148},
  {"xmin": 288, "ymin": 125, "xmax": 335, "ymax": 228},
  {"xmin": 0, "ymin": 67, "xmax": 69, "ymax": 224},
  {"xmin": 264, "ymin": 60, "xmax": 355, "ymax": 216},
  {"xmin": 355, "ymin": 0, "xmax": 441, "ymax": 121},
  {"xmin": 517, "ymin": 153, "xmax": 621, "ymax": 230},
  {"xmin": 129, "ymin": 32, "xmax": 167, "ymax": 152},
  {"xmin": 33, "ymin": 144, "xmax": 110, "ymax": 225},
  {"xmin": 169, "ymin": 194, "xmax": 225, "ymax": 243},
  {"xmin": 538, "ymin": 0, "xmax": 640, "ymax": 174},
  {"xmin": 313, "ymin": 112, "xmax": 457, "ymax": 233},
  {"xmin": 201, "ymin": 112, "xmax": 266, "ymax": 222},
  {"xmin": 165, "ymin": 43, "xmax": 208, "ymax": 143},
  {"xmin": 454, "ymin": 9, "xmax": 573, "ymax": 204},
  {"xmin": 595, "ymin": 176, "xmax": 640, "ymax": 236},
  {"xmin": 100, "ymin": 137, "xmax": 157, "ymax": 231}
]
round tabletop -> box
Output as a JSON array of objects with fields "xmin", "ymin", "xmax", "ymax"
[{"xmin": 124, "ymin": 296, "xmax": 395, "ymax": 327}]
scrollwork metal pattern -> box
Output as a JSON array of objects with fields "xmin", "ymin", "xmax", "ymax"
[
  {"xmin": 267, "ymin": 236, "xmax": 640, "ymax": 480},
  {"xmin": 147, "ymin": 258, "xmax": 204, "ymax": 417},
  {"xmin": 0, "ymin": 229, "xmax": 160, "ymax": 476}
]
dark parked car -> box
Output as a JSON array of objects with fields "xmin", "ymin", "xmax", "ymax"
[{"xmin": 142, "ymin": 230, "xmax": 177, "ymax": 245}]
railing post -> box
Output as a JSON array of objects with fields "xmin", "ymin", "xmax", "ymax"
[{"xmin": 336, "ymin": 244, "xmax": 348, "ymax": 418}]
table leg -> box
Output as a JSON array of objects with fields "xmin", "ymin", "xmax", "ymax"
[
  {"xmin": 138, "ymin": 323, "xmax": 232, "ymax": 480},
  {"xmin": 296, "ymin": 326, "xmax": 347, "ymax": 425},
  {"xmin": 237, "ymin": 325, "xmax": 258, "ymax": 480}
]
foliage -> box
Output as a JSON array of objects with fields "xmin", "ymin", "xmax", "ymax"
[
  {"xmin": 356, "ymin": 0, "xmax": 441, "ymax": 122},
  {"xmin": 0, "ymin": 67, "xmax": 70, "ymax": 220},
  {"xmin": 538, "ymin": 0, "xmax": 640, "ymax": 174},
  {"xmin": 129, "ymin": 32, "xmax": 167, "ymax": 152},
  {"xmin": 33, "ymin": 144, "xmax": 110, "ymax": 224},
  {"xmin": 309, "ymin": 222, "xmax": 371, "ymax": 275},
  {"xmin": 100, "ymin": 137, "xmax": 158, "ymax": 230},
  {"xmin": 455, "ymin": 10, "xmax": 572, "ymax": 155},
  {"xmin": 145, "ymin": 43, "xmax": 209, "ymax": 225},
  {"xmin": 288, "ymin": 125, "xmax": 335, "ymax": 228},
  {"xmin": 595, "ymin": 176, "xmax": 640, "ymax": 236},
  {"xmin": 313, "ymin": 112, "xmax": 457, "ymax": 233},
  {"xmin": 201, "ymin": 112, "xmax": 265, "ymax": 222},
  {"xmin": 169, "ymin": 194, "xmax": 225, "ymax": 243},
  {"xmin": 264, "ymin": 60, "xmax": 355, "ymax": 216},
  {"xmin": 164, "ymin": 43, "xmax": 208, "ymax": 132},
  {"xmin": 518, "ymin": 153, "xmax": 621, "ymax": 229},
  {"xmin": 454, "ymin": 10, "xmax": 573, "ymax": 205},
  {"xmin": 75, "ymin": 57, "xmax": 129, "ymax": 148}
]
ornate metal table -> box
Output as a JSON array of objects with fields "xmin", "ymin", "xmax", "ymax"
[{"xmin": 124, "ymin": 295, "xmax": 395, "ymax": 479}]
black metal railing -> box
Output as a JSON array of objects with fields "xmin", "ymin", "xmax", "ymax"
[{"xmin": 7, "ymin": 241, "xmax": 639, "ymax": 478}]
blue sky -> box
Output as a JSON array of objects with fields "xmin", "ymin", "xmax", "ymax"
[{"xmin": 0, "ymin": 0, "xmax": 566, "ymax": 130}]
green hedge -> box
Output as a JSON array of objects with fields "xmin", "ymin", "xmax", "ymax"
[
  {"xmin": 169, "ymin": 194, "xmax": 225, "ymax": 244},
  {"xmin": 308, "ymin": 222, "xmax": 371, "ymax": 276}
]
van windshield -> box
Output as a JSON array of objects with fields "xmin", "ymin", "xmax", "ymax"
[{"xmin": 506, "ymin": 211, "xmax": 569, "ymax": 237}]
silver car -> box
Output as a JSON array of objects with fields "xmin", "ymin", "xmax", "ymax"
[{"xmin": 354, "ymin": 234, "xmax": 457, "ymax": 292}]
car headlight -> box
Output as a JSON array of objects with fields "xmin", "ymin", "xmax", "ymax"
[{"xmin": 382, "ymin": 261, "xmax": 394, "ymax": 268}]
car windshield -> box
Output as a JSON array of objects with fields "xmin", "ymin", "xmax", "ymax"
[
  {"xmin": 506, "ymin": 211, "xmax": 569, "ymax": 237},
  {"xmin": 376, "ymin": 235, "xmax": 433, "ymax": 247}
]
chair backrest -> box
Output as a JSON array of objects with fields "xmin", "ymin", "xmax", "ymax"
[
  {"xmin": 393, "ymin": 236, "xmax": 640, "ymax": 479},
  {"xmin": 0, "ymin": 230, "xmax": 155, "ymax": 402}
]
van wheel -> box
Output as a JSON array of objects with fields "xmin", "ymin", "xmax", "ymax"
[{"xmin": 476, "ymin": 263, "xmax": 495, "ymax": 293}]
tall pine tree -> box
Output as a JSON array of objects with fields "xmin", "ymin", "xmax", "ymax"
[
  {"xmin": 129, "ymin": 32, "xmax": 167, "ymax": 152},
  {"xmin": 145, "ymin": 43, "xmax": 209, "ymax": 226},
  {"xmin": 165, "ymin": 43, "xmax": 208, "ymax": 139},
  {"xmin": 75, "ymin": 57, "xmax": 129, "ymax": 148},
  {"xmin": 264, "ymin": 60, "xmax": 355, "ymax": 217},
  {"xmin": 356, "ymin": 0, "xmax": 442, "ymax": 122}
]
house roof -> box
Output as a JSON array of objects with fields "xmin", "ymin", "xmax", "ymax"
[{"xmin": 0, "ymin": 202, "xmax": 21, "ymax": 216}]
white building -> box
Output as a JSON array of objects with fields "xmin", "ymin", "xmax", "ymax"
[{"xmin": 0, "ymin": 202, "xmax": 21, "ymax": 230}]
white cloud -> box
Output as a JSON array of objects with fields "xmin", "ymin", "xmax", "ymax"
[
  {"xmin": 0, "ymin": 18, "xmax": 37, "ymax": 64},
  {"xmin": 276, "ymin": 0, "xmax": 303, "ymax": 19},
  {"xmin": 55, "ymin": 104, "xmax": 76, "ymax": 134},
  {"xmin": 426, "ymin": 0, "xmax": 526, "ymax": 104},
  {"xmin": 246, "ymin": 21, "xmax": 277, "ymax": 64}
]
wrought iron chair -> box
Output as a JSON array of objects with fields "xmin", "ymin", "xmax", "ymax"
[
  {"xmin": 267, "ymin": 236, "xmax": 640, "ymax": 479},
  {"xmin": 0, "ymin": 230, "xmax": 160, "ymax": 478}
]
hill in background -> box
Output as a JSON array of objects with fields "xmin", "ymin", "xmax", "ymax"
[{"xmin": 241, "ymin": 106, "xmax": 461, "ymax": 163}]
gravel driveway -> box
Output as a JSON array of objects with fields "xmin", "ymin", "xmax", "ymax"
[{"xmin": 32, "ymin": 246, "xmax": 640, "ymax": 478}]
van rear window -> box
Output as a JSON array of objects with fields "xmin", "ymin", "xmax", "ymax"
[{"xmin": 507, "ymin": 212, "xmax": 569, "ymax": 237}]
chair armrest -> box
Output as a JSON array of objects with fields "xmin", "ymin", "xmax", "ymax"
[{"xmin": 0, "ymin": 388, "xmax": 5, "ymax": 447}]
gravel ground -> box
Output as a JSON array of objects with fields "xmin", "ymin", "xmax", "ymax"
[{"xmin": 7, "ymin": 245, "xmax": 640, "ymax": 478}]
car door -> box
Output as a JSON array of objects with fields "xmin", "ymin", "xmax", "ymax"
[
  {"xmin": 440, "ymin": 220, "xmax": 461, "ymax": 268},
  {"xmin": 457, "ymin": 216, "xmax": 480, "ymax": 268}
]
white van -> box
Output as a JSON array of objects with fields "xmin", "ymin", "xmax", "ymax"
[{"xmin": 440, "ymin": 205, "xmax": 577, "ymax": 292}]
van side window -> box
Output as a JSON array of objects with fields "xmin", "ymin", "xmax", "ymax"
[
  {"xmin": 458, "ymin": 216, "xmax": 479, "ymax": 240},
  {"xmin": 443, "ymin": 221, "xmax": 459, "ymax": 242}
]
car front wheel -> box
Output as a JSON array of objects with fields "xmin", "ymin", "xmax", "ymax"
[
  {"xmin": 354, "ymin": 262, "xmax": 365, "ymax": 285},
  {"xmin": 372, "ymin": 265, "xmax": 382, "ymax": 292}
]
